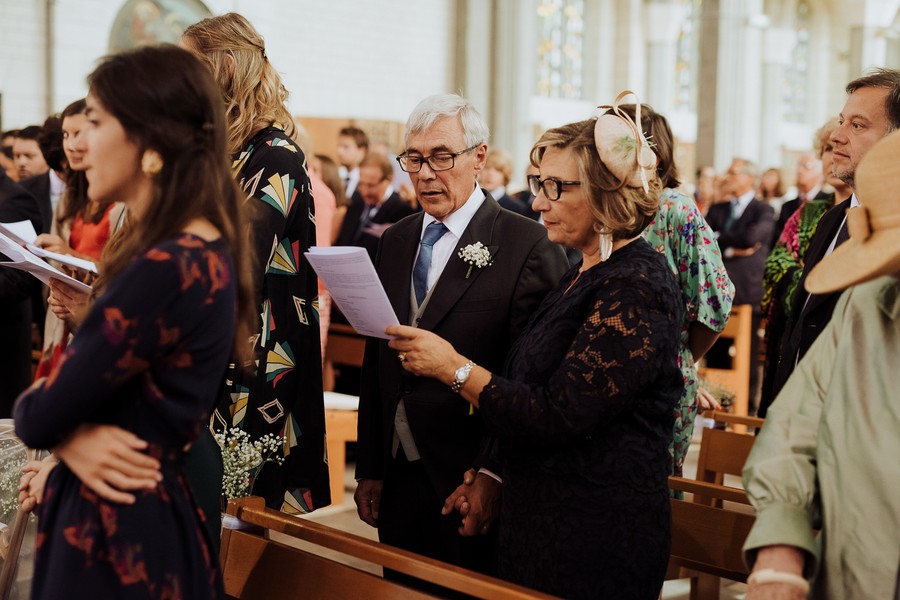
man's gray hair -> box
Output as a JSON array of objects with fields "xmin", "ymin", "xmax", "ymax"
[
  {"xmin": 734, "ymin": 157, "xmax": 759, "ymax": 179},
  {"xmin": 404, "ymin": 94, "xmax": 490, "ymax": 148}
]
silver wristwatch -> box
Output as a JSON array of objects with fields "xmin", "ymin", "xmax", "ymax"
[{"xmin": 450, "ymin": 360, "xmax": 475, "ymax": 393}]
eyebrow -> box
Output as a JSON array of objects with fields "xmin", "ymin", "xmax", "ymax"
[{"xmin": 404, "ymin": 144, "xmax": 454, "ymax": 155}]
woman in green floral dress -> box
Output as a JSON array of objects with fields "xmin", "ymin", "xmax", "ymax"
[{"xmin": 617, "ymin": 104, "xmax": 735, "ymax": 478}]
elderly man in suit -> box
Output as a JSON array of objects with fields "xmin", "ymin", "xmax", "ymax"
[
  {"xmin": 354, "ymin": 94, "xmax": 567, "ymax": 574},
  {"xmin": 0, "ymin": 168, "xmax": 43, "ymax": 416},
  {"xmin": 334, "ymin": 152, "xmax": 416, "ymax": 260},
  {"xmin": 706, "ymin": 158, "xmax": 775, "ymax": 413},
  {"xmin": 757, "ymin": 67, "xmax": 900, "ymax": 420}
]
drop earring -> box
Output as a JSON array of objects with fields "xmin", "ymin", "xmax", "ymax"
[{"xmin": 599, "ymin": 230, "xmax": 613, "ymax": 262}]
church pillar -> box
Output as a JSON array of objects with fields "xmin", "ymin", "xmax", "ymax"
[
  {"xmin": 645, "ymin": 0, "xmax": 684, "ymax": 119},
  {"xmin": 759, "ymin": 27, "xmax": 793, "ymax": 165}
]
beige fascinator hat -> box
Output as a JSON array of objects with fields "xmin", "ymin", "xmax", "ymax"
[
  {"xmin": 806, "ymin": 128, "xmax": 900, "ymax": 293},
  {"xmin": 595, "ymin": 90, "xmax": 658, "ymax": 193}
]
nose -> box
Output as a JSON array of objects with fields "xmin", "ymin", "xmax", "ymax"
[
  {"xmin": 416, "ymin": 161, "xmax": 437, "ymax": 180},
  {"xmin": 72, "ymin": 131, "xmax": 87, "ymax": 153},
  {"xmin": 830, "ymin": 123, "xmax": 848, "ymax": 146},
  {"xmin": 531, "ymin": 188, "xmax": 550, "ymax": 212}
]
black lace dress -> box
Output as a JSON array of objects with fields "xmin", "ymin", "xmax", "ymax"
[{"xmin": 479, "ymin": 239, "xmax": 683, "ymax": 600}]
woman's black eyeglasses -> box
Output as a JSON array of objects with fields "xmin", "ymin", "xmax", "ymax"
[{"xmin": 527, "ymin": 175, "xmax": 581, "ymax": 201}]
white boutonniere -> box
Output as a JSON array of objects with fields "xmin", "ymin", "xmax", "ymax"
[{"xmin": 458, "ymin": 242, "xmax": 493, "ymax": 278}]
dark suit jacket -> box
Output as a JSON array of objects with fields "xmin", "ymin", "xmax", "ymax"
[
  {"xmin": 334, "ymin": 192, "xmax": 416, "ymax": 260},
  {"xmin": 356, "ymin": 193, "xmax": 568, "ymax": 501},
  {"xmin": 495, "ymin": 192, "xmax": 528, "ymax": 216},
  {"xmin": 706, "ymin": 198, "xmax": 775, "ymax": 307},
  {"xmin": 760, "ymin": 197, "xmax": 853, "ymax": 417},
  {"xmin": 0, "ymin": 170, "xmax": 43, "ymax": 416},
  {"xmin": 18, "ymin": 171, "xmax": 52, "ymax": 234},
  {"xmin": 771, "ymin": 190, "xmax": 833, "ymax": 248}
]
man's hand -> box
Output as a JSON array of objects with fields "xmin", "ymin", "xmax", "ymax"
[
  {"xmin": 442, "ymin": 469, "xmax": 500, "ymax": 536},
  {"xmin": 746, "ymin": 545, "xmax": 807, "ymax": 600},
  {"xmin": 354, "ymin": 479, "xmax": 383, "ymax": 527},
  {"xmin": 54, "ymin": 424, "xmax": 161, "ymax": 504}
]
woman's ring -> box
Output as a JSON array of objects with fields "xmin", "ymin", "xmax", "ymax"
[{"xmin": 398, "ymin": 352, "xmax": 407, "ymax": 362}]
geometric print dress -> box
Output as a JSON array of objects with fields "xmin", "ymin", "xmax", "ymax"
[
  {"xmin": 14, "ymin": 235, "xmax": 236, "ymax": 599},
  {"xmin": 211, "ymin": 126, "xmax": 330, "ymax": 513}
]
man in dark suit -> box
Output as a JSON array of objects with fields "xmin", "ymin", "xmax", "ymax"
[
  {"xmin": 771, "ymin": 152, "xmax": 828, "ymax": 247},
  {"xmin": 706, "ymin": 158, "xmax": 775, "ymax": 413},
  {"xmin": 354, "ymin": 94, "xmax": 567, "ymax": 574},
  {"xmin": 0, "ymin": 169, "xmax": 43, "ymax": 416},
  {"xmin": 334, "ymin": 152, "xmax": 416, "ymax": 260},
  {"xmin": 18, "ymin": 117, "xmax": 65, "ymax": 234},
  {"xmin": 759, "ymin": 68, "xmax": 900, "ymax": 417}
]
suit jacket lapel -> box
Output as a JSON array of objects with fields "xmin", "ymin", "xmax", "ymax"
[
  {"xmin": 417, "ymin": 195, "xmax": 501, "ymax": 331},
  {"xmin": 381, "ymin": 213, "xmax": 423, "ymax": 325},
  {"xmin": 793, "ymin": 198, "xmax": 852, "ymax": 317}
]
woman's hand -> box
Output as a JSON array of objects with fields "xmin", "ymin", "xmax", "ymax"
[
  {"xmin": 34, "ymin": 233, "xmax": 74, "ymax": 256},
  {"xmin": 697, "ymin": 387, "xmax": 722, "ymax": 411},
  {"xmin": 385, "ymin": 324, "xmax": 463, "ymax": 384},
  {"xmin": 48, "ymin": 278, "xmax": 91, "ymax": 327},
  {"xmin": 18, "ymin": 458, "xmax": 58, "ymax": 513},
  {"xmin": 54, "ymin": 424, "xmax": 162, "ymax": 504}
]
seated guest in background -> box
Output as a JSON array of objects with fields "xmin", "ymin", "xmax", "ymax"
[
  {"xmin": 617, "ymin": 101, "xmax": 735, "ymax": 481},
  {"xmin": 705, "ymin": 157, "xmax": 775, "ymax": 414},
  {"xmin": 310, "ymin": 153, "xmax": 349, "ymax": 244},
  {"xmin": 183, "ymin": 12, "xmax": 330, "ymax": 515},
  {"xmin": 513, "ymin": 162, "xmax": 540, "ymax": 220},
  {"xmin": 336, "ymin": 125, "xmax": 368, "ymax": 198},
  {"xmin": 1, "ymin": 130, "xmax": 18, "ymax": 180},
  {"xmin": 694, "ymin": 164, "xmax": 718, "ymax": 216},
  {"xmin": 12, "ymin": 125, "xmax": 50, "ymax": 183},
  {"xmin": 479, "ymin": 148, "xmax": 528, "ymax": 214},
  {"xmin": 743, "ymin": 128, "xmax": 900, "ymax": 600},
  {"xmin": 757, "ymin": 167, "xmax": 785, "ymax": 214},
  {"xmin": 354, "ymin": 93, "xmax": 567, "ymax": 579},
  {"xmin": 771, "ymin": 152, "xmax": 826, "ymax": 248},
  {"xmin": 15, "ymin": 43, "xmax": 254, "ymax": 599},
  {"xmin": 0, "ymin": 160, "xmax": 42, "ymax": 417},
  {"xmin": 335, "ymin": 152, "xmax": 416, "ymax": 259},
  {"xmin": 759, "ymin": 118, "xmax": 846, "ymax": 412},
  {"xmin": 760, "ymin": 67, "xmax": 900, "ymax": 418},
  {"xmin": 33, "ymin": 98, "xmax": 126, "ymax": 379},
  {"xmin": 396, "ymin": 107, "xmax": 682, "ymax": 598}
]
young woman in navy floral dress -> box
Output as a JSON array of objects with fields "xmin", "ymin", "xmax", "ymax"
[{"xmin": 14, "ymin": 45, "xmax": 254, "ymax": 599}]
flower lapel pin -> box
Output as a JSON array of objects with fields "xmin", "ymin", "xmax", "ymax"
[{"xmin": 458, "ymin": 242, "xmax": 493, "ymax": 278}]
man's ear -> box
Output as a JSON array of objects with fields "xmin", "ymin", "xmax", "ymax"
[{"xmin": 472, "ymin": 143, "xmax": 488, "ymax": 173}]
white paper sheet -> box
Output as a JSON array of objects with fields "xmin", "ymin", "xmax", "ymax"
[
  {"xmin": 26, "ymin": 244, "xmax": 99, "ymax": 274},
  {"xmin": 0, "ymin": 220, "xmax": 37, "ymax": 246},
  {"xmin": 0, "ymin": 232, "xmax": 93, "ymax": 294},
  {"xmin": 304, "ymin": 246, "xmax": 398, "ymax": 339}
]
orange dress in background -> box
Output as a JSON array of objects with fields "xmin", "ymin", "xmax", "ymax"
[{"xmin": 34, "ymin": 203, "xmax": 119, "ymax": 379}]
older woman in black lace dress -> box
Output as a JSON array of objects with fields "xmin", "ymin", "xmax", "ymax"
[{"xmin": 387, "ymin": 108, "xmax": 683, "ymax": 598}]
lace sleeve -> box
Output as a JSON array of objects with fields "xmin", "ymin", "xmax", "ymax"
[{"xmin": 479, "ymin": 273, "xmax": 679, "ymax": 445}]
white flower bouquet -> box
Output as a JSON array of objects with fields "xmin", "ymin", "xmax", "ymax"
[{"xmin": 214, "ymin": 428, "xmax": 286, "ymax": 503}]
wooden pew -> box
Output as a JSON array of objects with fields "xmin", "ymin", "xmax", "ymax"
[
  {"xmin": 323, "ymin": 392, "xmax": 358, "ymax": 506},
  {"xmin": 698, "ymin": 305, "xmax": 754, "ymax": 421},
  {"xmin": 323, "ymin": 323, "xmax": 366, "ymax": 392},
  {"xmin": 693, "ymin": 410, "xmax": 764, "ymax": 506},
  {"xmin": 668, "ymin": 477, "xmax": 755, "ymax": 599},
  {"xmin": 220, "ymin": 496, "xmax": 556, "ymax": 599}
]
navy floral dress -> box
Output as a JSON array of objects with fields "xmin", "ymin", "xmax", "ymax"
[
  {"xmin": 479, "ymin": 239, "xmax": 683, "ymax": 600},
  {"xmin": 14, "ymin": 234, "xmax": 235, "ymax": 599}
]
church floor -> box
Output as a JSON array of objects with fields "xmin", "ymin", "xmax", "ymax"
[{"xmin": 292, "ymin": 422, "xmax": 748, "ymax": 599}]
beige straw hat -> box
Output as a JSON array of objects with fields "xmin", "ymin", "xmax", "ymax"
[{"xmin": 806, "ymin": 128, "xmax": 900, "ymax": 294}]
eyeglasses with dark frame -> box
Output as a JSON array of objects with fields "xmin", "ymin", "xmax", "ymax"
[
  {"xmin": 527, "ymin": 174, "xmax": 582, "ymax": 201},
  {"xmin": 396, "ymin": 144, "xmax": 480, "ymax": 173}
]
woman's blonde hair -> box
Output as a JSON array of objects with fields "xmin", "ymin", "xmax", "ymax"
[
  {"xmin": 183, "ymin": 13, "xmax": 295, "ymax": 155},
  {"xmin": 530, "ymin": 118, "xmax": 660, "ymax": 240}
]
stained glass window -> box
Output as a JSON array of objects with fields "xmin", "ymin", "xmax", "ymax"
[
  {"xmin": 675, "ymin": 0, "xmax": 702, "ymax": 112},
  {"xmin": 535, "ymin": 0, "xmax": 585, "ymax": 99},
  {"xmin": 783, "ymin": 0, "xmax": 811, "ymax": 123}
]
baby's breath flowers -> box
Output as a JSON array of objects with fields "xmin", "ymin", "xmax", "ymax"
[
  {"xmin": 215, "ymin": 428, "xmax": 286, "ymax": 503},
  {"xmin": 458, "ymin": 242, "xmax": 493, "ymax": 278}
]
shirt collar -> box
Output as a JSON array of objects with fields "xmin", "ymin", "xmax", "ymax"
[
  {"xmin": 735, "ymin": 189, "xmax": 755, "ymax": 208},
  {"xmin": 850, "ymin": 192, "xmax": 861, "ymax": 208},
  {"xmin": 422, "ymin": 184, "xmax": 485, "ymax": 240},
  {"xmin": 48, "ymin": 169, "xmax": 65, "ymax": 196}
]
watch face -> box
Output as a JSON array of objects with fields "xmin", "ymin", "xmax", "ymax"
[{"xmin": 455, "ymin": 366, "xmax": 467, "ymax": 380}]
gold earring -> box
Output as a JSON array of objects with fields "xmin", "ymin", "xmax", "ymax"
[{"xmin": 141, "ymin": 149, "xmax": 164, "ymax": 177}]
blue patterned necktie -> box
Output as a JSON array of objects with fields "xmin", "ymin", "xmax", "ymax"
[
  {"xmin": 724, "ymin": 199, "xmax": 740, "ymax": 230},
  {"xmin": 413, "ymin": 222, "xmax": 449, "ymax": 305}
]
